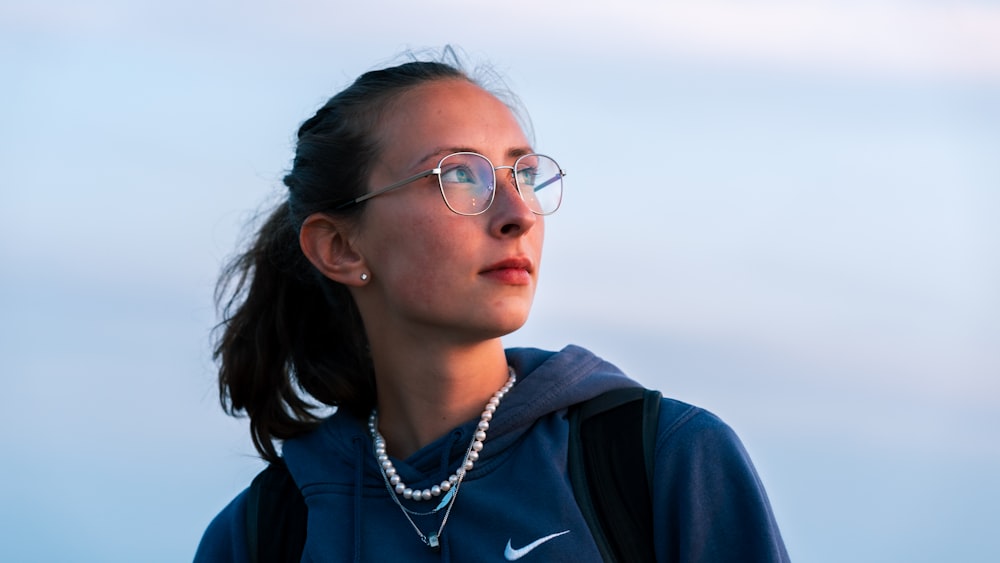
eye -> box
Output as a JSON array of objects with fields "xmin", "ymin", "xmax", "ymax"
[
  {"xmin": 516, "ymin": 166, "xmax": 540, "ymax": 187},
  {"xmin": 441, "ymin": 164, "xmax": 479, "ymax": 185}
]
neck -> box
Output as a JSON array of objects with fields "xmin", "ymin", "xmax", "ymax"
[{"xmin": 369, "ymin": 338, "xmax": 511, "ymax": 459}]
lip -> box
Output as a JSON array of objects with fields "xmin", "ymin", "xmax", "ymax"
[{"xmin": 479, "ymin": 257, "xmax": 534, "ymax": 285}]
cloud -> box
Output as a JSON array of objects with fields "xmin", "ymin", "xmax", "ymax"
[
  {"xmin": 640, "ymin": 0, "xmax": 1000, "ymax": 81},
  {"xmin": 517, "ymin": 0, "xmax": 1000, "ymax": 82},
  {"xmin": 4, "ymin": 1, "xmax": 999, "ymax": 82}
]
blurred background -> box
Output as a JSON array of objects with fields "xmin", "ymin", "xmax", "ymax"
[{"xmin": 2, "ymin": 1, "xmax": 997, "ymax": 561}]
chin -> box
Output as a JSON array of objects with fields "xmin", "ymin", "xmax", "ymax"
[
  {"xmin": 465, "ymin": 310, "xmax": 532, "ymax": 341},
  {"xmin": 494, "ymin": 312, "xmax": 534, "ymax": 338}
]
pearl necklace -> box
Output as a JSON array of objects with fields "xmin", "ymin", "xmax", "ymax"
[{"xmin": 368, "ymin": 366, "xmax": 516, "ymax": 549}]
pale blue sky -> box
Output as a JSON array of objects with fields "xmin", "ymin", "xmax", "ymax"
[{"xmin": 2, "ymin": 1, "xmax": 998, "ymax": 561}]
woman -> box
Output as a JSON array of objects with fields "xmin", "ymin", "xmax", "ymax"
[{"xmin": 195, "ymin": 56, "xmax": 789, "ymax": 562}]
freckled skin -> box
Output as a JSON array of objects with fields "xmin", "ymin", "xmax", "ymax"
[{"xmin": 352, "ymin": 79, "xmax": 544, "ymax": 346}]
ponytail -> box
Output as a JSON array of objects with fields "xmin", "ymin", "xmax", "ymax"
[{"xmin": 214, "ymin": 203, "xmax": 373, "ymax": 462}]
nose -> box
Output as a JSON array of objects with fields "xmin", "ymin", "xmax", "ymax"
[{"xmin": 489, "ymin": 167, "xmax": 537, "ymax": 237}]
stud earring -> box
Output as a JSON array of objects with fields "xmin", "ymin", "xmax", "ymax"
[{"xmin": 360, "ymin": 273, "xmax": 369, "ymax": 281}]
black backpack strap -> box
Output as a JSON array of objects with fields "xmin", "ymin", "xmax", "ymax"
[
  {"xmin": 568, "ymin": 387, "xmax": 662, "ymax": 563},
  {"xmin": 245, "ymin": 458, "xmax": 308, "ymax": 563}
]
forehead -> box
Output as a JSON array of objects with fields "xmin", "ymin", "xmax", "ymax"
[{"xmin": 374, "ymin": 79, "xmax": 529, "ymax": 162}]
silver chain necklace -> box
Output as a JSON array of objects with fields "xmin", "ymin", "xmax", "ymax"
[{"xmin": 368, "ymin": 367, "xmax": 516, "ymax": 550}]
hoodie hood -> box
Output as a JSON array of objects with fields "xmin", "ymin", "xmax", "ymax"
[{"xmin": 492, "ymin": 345, "xmax": 642, "ymax": 452}]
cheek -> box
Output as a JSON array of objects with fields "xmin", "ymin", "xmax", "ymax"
[{"xmin": 368, "ymin": 214, "xmax": 466, "ymax": 300}]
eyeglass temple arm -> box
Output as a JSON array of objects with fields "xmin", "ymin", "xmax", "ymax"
[
  {"xmin": 498, "ymin": 164, "xmax": 565, "ymax": 194},
  {"xmin": 336, "ymin": 168, "xmax": 441, "ymax": 209},
  {"xmin": 531, "ymin": 170, "xmax": 565, "ymax": 193}
]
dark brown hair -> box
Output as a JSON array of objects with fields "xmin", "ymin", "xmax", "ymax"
[{"xmin": 214, "ymin": 60, "xmax": 472, "ymax": 462}]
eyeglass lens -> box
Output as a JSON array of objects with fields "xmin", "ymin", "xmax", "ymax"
[{"xmin": 438, "ymin": 153, "xmax": 563, "ymax": 215}]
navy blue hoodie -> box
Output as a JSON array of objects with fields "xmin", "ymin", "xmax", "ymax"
[{"xmin": 195, "ymin": 345, "xmax": 789, "ymax": 562}]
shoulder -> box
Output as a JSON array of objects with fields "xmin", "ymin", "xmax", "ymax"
[
  {"xmin": 652, "ymin": 397, "xmax": 763, "ymax": 490},
  {"xmin": 651, "ymin": 397, "xmax": 790, "ymax": 562},
  {"xmin": 655, "ymin": 398, "xmax": 744, "ymax": 455},
  {"xmin": 193, "ymin": 488, "xmax": 251, "ymax": 563}
]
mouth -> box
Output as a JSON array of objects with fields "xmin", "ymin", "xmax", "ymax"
[
  {"xmin": 481, "ymin": 257, "xmax": 534, "ymax": 274},
  {"xmin": 480, "ymin": 257, "xmax": 534, "ymax": 285}
]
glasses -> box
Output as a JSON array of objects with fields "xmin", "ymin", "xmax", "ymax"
[{"xmin": 336, "ymin": 152, "xmax": 565, "ymax": 216}]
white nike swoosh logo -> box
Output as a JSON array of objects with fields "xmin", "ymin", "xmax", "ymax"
[{"xmin": 504, "ymin": 530, "xmax": 570, "ymax": 560}]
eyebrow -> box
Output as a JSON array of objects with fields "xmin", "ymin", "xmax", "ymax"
[{"xmin": 418, "ymin": 146, "xmax": 535, "ymax": 166}]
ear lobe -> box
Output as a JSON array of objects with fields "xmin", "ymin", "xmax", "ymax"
[{"xmin": 299, "ymin": 212, "xmax": 368, "ymax": 286}]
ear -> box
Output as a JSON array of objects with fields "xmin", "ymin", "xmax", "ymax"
[{"xmin": 299, "ymin": 212, "xmax": 369, "ymax": 286}]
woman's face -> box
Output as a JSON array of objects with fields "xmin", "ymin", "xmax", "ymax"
[{"xmin": 352, "ymin": 79, "xmax": 544, "ymax": 343}]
